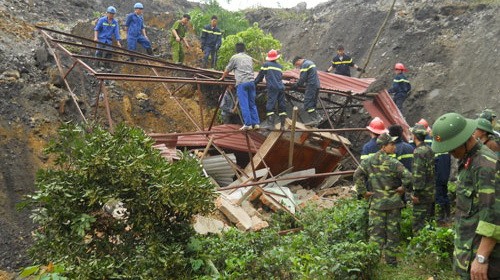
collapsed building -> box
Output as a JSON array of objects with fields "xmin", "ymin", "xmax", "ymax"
[{"xmin": 38, "ymin": 26, "xmax": 409, "ymax": 233}]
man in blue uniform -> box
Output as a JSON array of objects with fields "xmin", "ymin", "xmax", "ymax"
[
  {"xmin": 291, "ymin": 56, "xmax": 321, "ymax": 127},
  {"xmin": 326, "ymin": 45, "xmax": 363, "ymax": 77},
  {"xmin": 388, "ymin": 63, "xmax": 411, "ymax": 111},
  {"xmin": 94, "ymin": 6, "xmax": 121, "ymax": 68},
  {"xmin": 125, "ymin": 3, "xmax": 153, "ymax": 60},
  {"xmin": 361, "ymin": 117, "xmax": 389, "ymax": 160},
  {"xmin": 201, "ymin": 15, "xmax": 222, "ymax": 69},
  {"xmin": 255, "ymin": 49, "xmax": 287, "ymax": 129},
  {"xmin": 388, "ymin": 125, "xmax": 414, "ymax": 172}
]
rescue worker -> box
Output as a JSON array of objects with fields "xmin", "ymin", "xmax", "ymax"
[
  {"xmin": 254, "ymin": 49, "xmax": 287, "ymax": 129},
  {"xmin": 170, "ymin": 14, "xmax": 191, "ymax": 64},
  {"xmin": 361, "ymin": 117, "xmax": 389, "ymax": 160},
  {"xmin": 326, "ymin": 45, "xmax": 363, "ymax": 77},
  {"xmin": 478, "ymin": 108, "xmax": 500, "ymax": 141},
  {"xmin": 124, "ymin": 3, "xmax": 153, "ymax": 59},
  {"xmin": 200, "ymin": 15, "xmax": 222, "ymax": 69},
  {"xmin": 94, "ymin": 6, "xmax": 122, "ymax": 68},
  {"xmin": 354, "ymin": 132, "xmax": 413, "ymax": 266},
  {"xmin": 431, "ymin": 112, "xmax": 499, "ymax": 279},
  {"xmin": 220, "ymin": 42, "xmax": 260, "ymax": 130},
  {"xmin": 416, "ymin": 118, "xmax": 433, "ymax": 144},
  {"xmin": 291, "ymin": 56, "xmax": 321, "ymax": 126},
  {"xmin": 410, "ymin": 124, "xmax": 435, "ymax": 232},
  {"xmin": 474, "ymin": 118, "xmax": 500, "ymax": 154},
  {"xmin": 388, "ymin": 63, "xmax": 411, "ymax": 112},
  {"xmin": 388, "ymin": 124, "xmax": 414, "ymax": 172}
]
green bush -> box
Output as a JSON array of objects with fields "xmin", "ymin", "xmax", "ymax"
[
  {"xmin": 189, "ymin": 198, "xmax": 380, "ymax": 279},
  {"xmin": 190, "ymin": 0, "xmax": 249, "ymax": 38},
  {"xmin": 21, "ymin": 123, "xmax": 216, "ymax": 278},
  {"xmin": 217, "ymin": 22, "xmax": 293, "ymax": 71},
  {"xmin": 406, "ymin": 222, "xmax": 454, "ymax": 269}
]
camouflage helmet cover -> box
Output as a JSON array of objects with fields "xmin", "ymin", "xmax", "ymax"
[
  {"xmin": 431, "ymin": 113, "xmax": 477, "ymax": 153},
  {"xmin": 478, "ymin": 109, "xmax": 497, "ymax": 122},
  {"xmin": 377, "ymin": 132, "xmax": 398, "ymax": 146},
  {"xmin": 410, "ymin": 123, "xmax": 428, "ymax": 136}
]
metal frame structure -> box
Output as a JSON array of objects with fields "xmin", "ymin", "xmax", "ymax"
[{"xmin": 37, "ymin": 25, "xmax": 383, "ymax": 191}]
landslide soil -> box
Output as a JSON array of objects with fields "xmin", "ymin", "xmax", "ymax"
[{"xmin": 0, "ymin": 0, "xmax": 499, "ymax": 272}]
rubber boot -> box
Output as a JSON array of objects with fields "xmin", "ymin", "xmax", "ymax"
[
  {"xmin": 146, "ymin": 48, "xmax": 153, "ymax": 56},
  {"xmin": 279, "ymin": 115, "xmax": 287, "ymax": 130},
  {"xmin": 262, "ymin": 114, "xmax": 275, "ymax": 129}
]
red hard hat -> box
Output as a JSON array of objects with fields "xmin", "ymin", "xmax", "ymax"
[
  {"xmin": 366, "ymin": 117, "xmax": 388, "ymax": 135},
  {"xmin": 266, "ymin": 49, "xmax": 280, "ymax": 61},
  {"xmin": 416, "ymin": 118, "xmax": 429, "ymax": 128},
  {"xmin": 394, "ymin": 63, "xmax": 408, "ymax": 72}
]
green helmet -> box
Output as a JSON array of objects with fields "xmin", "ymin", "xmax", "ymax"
[
  {"xmin": 377, "ymin": 132, "xmax": 398, "ymax": 146},
  {"xmin": 476, "ymin": 117, "xmax": 493, "ymax": 134},
  {"xmin": 431, "ymin": 113, "xmax": 477, "ymax": 153},
  {"xmin": 478, "ymin": 109, "xmax": 496, "ymax": 122},
  {"xmin": 410, "ymin": 123, "xmax": 428, "ymax": 136}
]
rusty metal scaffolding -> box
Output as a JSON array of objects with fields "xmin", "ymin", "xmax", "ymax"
[{"xmin": 37, "ymin": 25, "xmax": 376, "ymax": 190}]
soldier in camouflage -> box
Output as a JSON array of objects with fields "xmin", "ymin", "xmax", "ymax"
[
  {"xmin": 432, "ymin": 112, "xmax": 499, "ymax": 280},
  {"xmin": 354, "ymin": 132, "xmax": 413, "ymax": 266},
  {"xmin": 410, "ymin": 124, "xmax": 435, "ymax": 232}
]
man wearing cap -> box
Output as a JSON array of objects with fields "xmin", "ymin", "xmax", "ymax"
[
  {"xmin": 94, "ymin": 6, "xmax": 122, "ymax": 68},
  {"xmin": 170, "ymin": 14, "xmax": 191, "ymax": 64},
  {"xmin": 432, "ymin": 112, "xmax": 499, "ymax": 279},
  {"xmin": 255, "ymin": 49, "xmax": 286, "ymax": 129},
  {"xmin": 290, "ymin": 56, "xmax": 321, "ymax": 127},
  {"xmin": 354, "ymin": 132, "xmax": 413, "ymax": 266},
  {"xmin": 410, "ymin": 124, "xmax": 435, "ymax": 232},
  {"xmin": 125, "ymin": 3, "xmax": 153, "ymax": 59}
]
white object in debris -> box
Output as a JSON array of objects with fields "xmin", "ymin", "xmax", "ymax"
[
  {"xmin": 103, "ymin": 198, "xmax": 129, "ymax": 220},
  {"xmin": 192, "ymin": 215, "xmax": 226, "ymax": 235},
  {"xmin": 263, "ymin": 185, "xmax": 297, "ymax": 214}
]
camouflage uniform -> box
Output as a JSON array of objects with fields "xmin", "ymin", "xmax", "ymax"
[
  {"xmin": 354, "ymin": 149, "xmax": 413, "ymax": 265},
  {"xmin": 453, "ymin": 142, "xmax": 499, "ymax": 279},
  {"xmin": 412, "ymin": 142, "xmax": 435, "ymax": 231}
]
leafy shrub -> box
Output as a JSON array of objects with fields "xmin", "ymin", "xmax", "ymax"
[
  {"xmin": 406, "ymin": 222, "xmax": 454, "ymax": 269},
  {"xmin": 217, "ymin": 23, "xmax": 293, "ymax": 71},
  {"xmin": 189, "ymin": 0, "xmax": 249, "ymax": 38},
  {"xmin": 21, "ymin": 123, "xmax": 216, "ymax": 278},
  {"xmin": 189, "ymin": 198, "xmax": 380, "ymax": 279}
]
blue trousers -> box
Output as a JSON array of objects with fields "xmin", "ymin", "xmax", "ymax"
[
  {"xmin": 127, "ymin": 35, "xmax": 151, "ymax": 51},
  {"xmin": 202, "ymin": 46, "xmax": 217, "ymax": 68},
  {"xmin": 95, "ymin": 39, "xmax": 113, "ymax": 58},
  {"xmin": 266, "ymin": 88, "xmax": 286, "ymax": 114},
  {"xmin": 393, "ymin": 92, "xmax": 407, "ymax": 111},
  {"xmin": 236, "ymin": 81, "xmax": 259, "ymax": 126},
  {"xmin": 304, "ymin": 86, "xmax": 319, "ymax": 112}
]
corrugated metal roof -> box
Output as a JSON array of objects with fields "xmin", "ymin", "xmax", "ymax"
[
  {"xmin": 177, "ymin": 124, "xmax": 266, "ymax": 153},
  {"xmin": 283, "ymin": 69, "xmax": 376, "ymax": 95}
]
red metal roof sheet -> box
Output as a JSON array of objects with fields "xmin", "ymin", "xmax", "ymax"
[
  {"xmin": 283, "ymin": 69, "xmax": 376, "ymax": 94},
  {"xmin": 176, "ymin": 124, "xmax": 266, "ymax": 153}
]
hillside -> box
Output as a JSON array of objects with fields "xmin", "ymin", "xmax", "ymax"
[{"xmin": 0, "ymin": 0, "xmax": 499, "ymax": 271}]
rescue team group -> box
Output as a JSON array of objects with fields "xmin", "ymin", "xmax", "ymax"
[
  {"xmin": 94, "ymin": 4, "xmax": 499, "ymax": 279},
  {"xmin": 93, "ymin": 3, "xmax": 409, "ymax": 129}
]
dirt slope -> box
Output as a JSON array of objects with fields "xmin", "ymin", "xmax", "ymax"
[
  {"xmin": 248, "ymin": 0, "xmax": 500, "ymax": 124},
  {"xmin": 0, "ymin": 0, "xmax": 499, "ymax": 272}
]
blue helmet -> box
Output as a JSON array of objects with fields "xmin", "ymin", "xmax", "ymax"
[
  {"xmin": 106, "ymin": 6, "xmax": 116, "ymax": 14},
  {"xmin": 134, "ymin": 2, "xmax": 144, "ymax": 9}
]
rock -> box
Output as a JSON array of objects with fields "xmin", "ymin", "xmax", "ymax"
[
  {"xmin": 216, "ymin": 196, "xmax": 252, "ymax": 231},
  {"xmin": 192, "ymin": 215, "xmax": 226, "ymax": 235},
  {"xmin": 294, "ymin": 2, "xmax": 307, "ymax": 12},
  {"xmin": 2, "ymin": 70, "xmax": 20, "ymax": 79},
  {"xmin": 251, "ymin": 215, "xmax": 269, "ymax": 231},
  {"xmin": 135, "ymin": 92, "xmax": 149, "ymax": 100}
]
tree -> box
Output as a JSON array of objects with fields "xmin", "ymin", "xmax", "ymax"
[
  {"xmin": 190, "ymin": 0, "xmax": 249, "ymax": 39},
  {"xmin": 217, "ymin": 23, "xmax": 293, "ymax": 71},
  {"xmin": 21, "ymin": 123, "xmax": 216, "ymax": 278}
]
